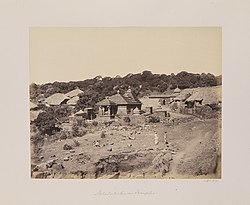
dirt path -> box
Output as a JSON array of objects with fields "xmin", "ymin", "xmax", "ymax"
[
  {"xmin": 165, "ymin": 119, "xmax": 220, "ymax": 178},
  {"xmin": 168, "ymin": 130, "xmax": 210, "ymax": 176}
]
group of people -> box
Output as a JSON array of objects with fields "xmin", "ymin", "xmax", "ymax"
[{"xmin": 154, "ymin": 131, "xmax": 168, "ymax": 145}]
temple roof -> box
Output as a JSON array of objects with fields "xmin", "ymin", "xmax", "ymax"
[
  {"xmin": 97, "ymin": 88, "xmax": 142, "ymax": 106},
  {"xmin": 96, "ymin": 98, "xmax": 116, "ymax": 106}
]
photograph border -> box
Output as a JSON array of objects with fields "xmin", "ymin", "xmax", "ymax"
[{"xmin": 1, "ymin": 1, "xmax": 250, "ymax": 204}]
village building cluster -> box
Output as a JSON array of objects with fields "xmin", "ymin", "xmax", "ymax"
[
  {"xmin": 97, "ymin": 86, "xmax": 141, "ymax": 119},
  {"xmin": 30, "ymin": 84, "xmax": 222, "ymax": 122}
]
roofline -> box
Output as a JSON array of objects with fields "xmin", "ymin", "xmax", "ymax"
[{"xmin": 148, "ymin": 95, "xmax": 176, "ymax": 98}]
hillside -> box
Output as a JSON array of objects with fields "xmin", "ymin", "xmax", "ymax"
[{"xmin": 31, "ymin": 115, "xmax": 221, "ymax": 179}]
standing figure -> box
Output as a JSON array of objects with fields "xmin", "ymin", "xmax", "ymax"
[
  {"xmin": 164, "ymin": 131, "xmax": 168, "ymax": 144},
  {"xmin": 154, "ymin": 132, "xmax": 159, "ymax": 145},
  {"xmin": 95, "ymin": 140, "xmax": 100, "ymax": 147}
]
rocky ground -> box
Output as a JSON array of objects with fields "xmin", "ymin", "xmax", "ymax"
[{"xmin": 31, "ymin": 114, "xmax": 221, "ymax": 179}]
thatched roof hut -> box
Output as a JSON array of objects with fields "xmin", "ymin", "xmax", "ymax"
[
  {"xmin": 30, "ymin": 101, "xmax": 38, "ymax": 110},
  {"xmin": 30, "ymin": 110, "xmax": 41, "ymax": 122},
  {"xmin": 173, "ymin": 86, "xmax": 181, "ymax": 93},
  {"xmin": 74, "ymin": 110, "xmax": 85, "ymax": 116},
  {"xmin": 65, "ymin": 88, "xmax": 84, "ymax": 98},
  {"xmin": 148, "ymin": 93, "xmax": 178, "ymax": 98},
  {"xmin": 139, "ymin": 96, "xmax": 161, "ymax": 109},
  {"xmin": 174, "ymin": 88, "xmax": 194, "ymax": 101},
  {"xmin": 45, "ymin": 93, "xmax": 70, "ymax": 106},
  {"xmin": 185, "ymin": 86, "xmax": 222, "ymax": 105},
  {"xmin": 67, "ymin": 96, "xmax": 79, "ymax": 106}
]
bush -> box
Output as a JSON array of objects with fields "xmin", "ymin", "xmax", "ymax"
[
  {"xmin": 78, "ymin": 128, "xmax": 87, "ymax": 137},
  {"xmin": 72, "ymin": 123, "xmax": 79, "ymax": 137},
  {"xmin": 92, "ymin": 121, "xmax": 98, "ymax": 126},
  {"xmin": 35, "ymin": 112, "xmax": 60, "ymax": 135},
  {"xmin": 100, "ymin": 131, "xmax": 106, "ymax": 138},
  {"xmin": 30, "ymin": 131, "xmax": 44, "ymax": 155},
  {"xmin": 72, "ymin": 139, "xmax": 80, "ymax": 147},
  {"xmin": 72, "ymin": 122, "xmax": 88, "ymax": 137},
  {"xmin": 35, "ymin": 105, "xmax": 74, "ymax": 135},
  {"xmin": 104, "ymin": 121, "xmax": 113, "ymax": 127},
  {"xmin": 148, "ymin": 115, "xmax": 160, "ymax": 123},
  {"xmin": 76, "ymin": 118, "xmax": 88, "ymax": 127},
  {"xmin": 123, "ymin": 116, "xmax": 131, "ymax": 123},
  {"xmin": 209, "ymin": 103, "xmax": 220, "ymax": 111},
  {"xmin": 63, "ymin": 144, "xmax": 72, "ymax": 150},
  {"xmin": 58, "ymin": 130, "xmax": 72, "ymax": 140}
]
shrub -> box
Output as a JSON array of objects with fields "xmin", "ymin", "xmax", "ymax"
[
  {"xmin": 100, "ymin": 131, "xmax": 106, "ymax": 138},
  {"xmin": 123, "ymin": 116, "xmax": 131, "ymax": 123},
  {"xmin": 209, "ymin": 103, "xmax": 220, "ymax": 111},
  {"xmin": 30, "ymin": 131, "xmax": 44, "ymax": 155},
  {"xmin": 72, "ymin": 120, "xmax": 88, "ymax": 137},
  {"xmin": 104, "ymin": 121, "xmax": 113, "ymax": 127},
  {"xmin": 92, "ymin": 121, "xmax": 98, "ymax": 126},
  {"xmin": 76, "ymin": 118, "xmax": 88, "ymax": 127},
  {"xmin": 35, "ymin": 112, "xmax": 60, "ymax": 135},
  {"xmin": 72, "ymin": 139, "xmax": 80, "ymax": 147},
  {"xmin": 58, "ymin": 130, "xmax": 72, "ymax": 140},
  {"xmin": 72, "ymin": 123, "xmax": 80, "ymax": 137},
  {"xmin": 63, "ymin": 144, "xmax": 72, "ymax": 150},
  {"xmin": 148, "ymin": 115, "xmax": 160, "ymax": 123},
  {"xmin": 78, "ymin": 128, "xmax": 87, "ymax": 137}
]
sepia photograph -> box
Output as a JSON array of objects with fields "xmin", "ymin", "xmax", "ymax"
[
  {"xmin": 29, "ymin": 27, "xmax": 222, "ymax": 179},
  {"xmin": 3, "ymin": 0, "xmax": 250, "ymax": 204}
]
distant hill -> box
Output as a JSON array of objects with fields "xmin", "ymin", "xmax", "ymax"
[{"xmin": 30, "ymin": 71, "xmax": 220, "ymax": 109}]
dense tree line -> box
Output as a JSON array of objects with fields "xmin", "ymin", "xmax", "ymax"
[{"xmin": 30, "ymin": 71, "xmax": 221, "ymax": 105}]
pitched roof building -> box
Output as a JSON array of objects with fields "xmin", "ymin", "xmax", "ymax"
[
  {"xmin": 67, "ymin": 96, "xmax": 80, "ymax": 106},
  {"xmin": 185, "ymin": 86, "xmax": 222, "ymax": 105},
  {"xmin": 65, "ymin": 88, "xmax": 84, "ymax": 98},
  {"xmin": 109, "ymin": 92, "xmax": 128, "ymax": 105},
  {"xmin": 45, "ymin": 93, "xmax": 70, "ymax": 106},
  {"xmin": 96, "ymin": 87, "xmax": 142, "ymax": 117},
  {"xmin": 173, "ymin": 86, "xmax": 181, "ymax": 93},
  {"xmin": 123, "ymin": 87, "xmax": 141, "ymax": 105},
  {"xmin": 30, "ymin": 101, "xmax": 38, "ymax": 110},
  {"xmin": 96, "ymin": 97, "xmax": 116, "ymax": 106}
]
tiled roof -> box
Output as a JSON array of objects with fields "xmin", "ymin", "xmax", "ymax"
[
  {"xmin": 97, "ymin": 91, "xmax": 142, "ymax": 106},
  {"xmin": 96, "ymin": 98, "xmax": 116, "ymax": 106},
  {"xmin": 123, "ymin": 90, "xmax": 141, "ymax": 104},
  {"xmin": 109, "ymin": 93, "xmax": 128, "ymax": 105}
]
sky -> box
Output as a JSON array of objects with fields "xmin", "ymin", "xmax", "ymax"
[{"xmin": 30, "ymin": 27, "xmax": 221, "ymax": 84}]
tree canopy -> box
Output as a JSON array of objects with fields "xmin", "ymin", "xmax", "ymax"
[{"xmin": 30, "ymin": 71, "xmax": 221, "ymax": 105}]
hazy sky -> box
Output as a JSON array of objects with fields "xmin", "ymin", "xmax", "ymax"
[{"xmin": 30, "ymin": 27, "xmax": 221, "ymax": 84}]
